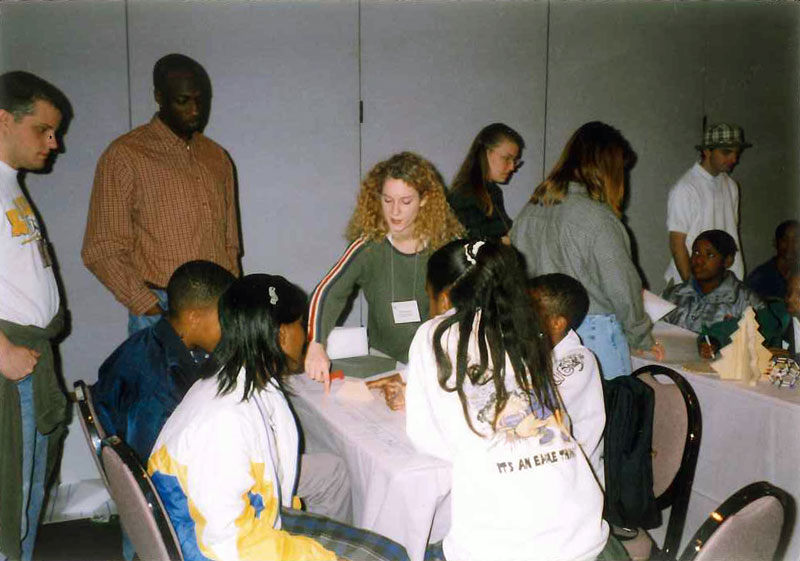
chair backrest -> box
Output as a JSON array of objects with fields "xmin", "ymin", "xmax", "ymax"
[
  {"xmin": 632, "ymin": 365, "xmax": 702, "ymax": 560},
  {"xmin": 101, "ymin": 436, "xmax": 184, "ymax": 561},
  {"xmin": 679, "ymin": 481, "xmax": 794, "ymax": 561},
  {"xmin": 74, "ymin": 380, "xmax": 110, "ymax": 488}
]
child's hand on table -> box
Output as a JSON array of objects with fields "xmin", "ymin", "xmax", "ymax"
[
  {"xmin": 382, "ymin": 380, "xmax": 406, "ymax": 411},
  {"xmin": 632, "ymin": 342, "xmax": 665, "ymax": 361},
  {"xmin": 366, "ymin": 373, "xmax": 406, "ymax": 411},
  {"xmin": 698, "ymin": 340, "xmax": 719, "ymax": 360}
]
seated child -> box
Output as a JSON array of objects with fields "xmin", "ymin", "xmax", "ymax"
[
  {"xmin": 757, "ymin": 266, "xmax": 800, "ymax": 357},
  {"xmin": 528, "ymin": 273, "xmax": 606, "ymax": 484},
  {"xmin": 148, "ymin": 275, "xmax": 406, "ymax": 561},
  {"xmin": 662, "ymin": 229, "xmax": 763, "ymax": 356},
  {"xmin": 93, "ymin": 260, "xmax": 234, "ymax": 463},
  {"xmin": 746, "ymin": 219, "xmax": 799, "ymax": 301},
  {"xmin": 406, "ymin": 240, "xmax": 622, "ymax": 561}
]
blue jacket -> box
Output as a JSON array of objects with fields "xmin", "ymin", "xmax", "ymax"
[{"xmin": 92, "ymin": 318, "xmax": 203, "ymax": 462}]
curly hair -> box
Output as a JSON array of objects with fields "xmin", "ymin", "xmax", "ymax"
[{"xmin": 346, "ymin": 152, "xmax": 464, "ymax": 250}]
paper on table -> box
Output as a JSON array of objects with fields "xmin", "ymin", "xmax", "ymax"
[
  {"xmin": 335, "ymin": 379, "xmax": 375, "ymax": 402},
  {"xmin": 643, "ymin": 289, "xmax": 677, "ymax": 323},
  {"xmin": 327, "ymin": 326, "xmax": 369, "ymax": 359}
]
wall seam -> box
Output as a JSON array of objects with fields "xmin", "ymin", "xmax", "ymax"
[
  {"xmin": 124, "ymin": 0, "xmax": 133, "ymax": 130},
  {"xmin": 541, "ymin": 0, "xmax": 551, "ymax": 183}
]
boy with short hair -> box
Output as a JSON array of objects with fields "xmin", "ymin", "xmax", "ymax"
[
  {"xmin": 747, "ymin": 219, "xmax": 799, "ymax": 301},
  {"xmin": 528, "ymin": 273, "xmax": 605, "ymax": 484},
  {"xmin": 662, "ymin": 229, "xmax": 763, "ymax": 357},
  {"xmin": 758, "ymin": 266, "xmax": 800, "ymax": 358}
]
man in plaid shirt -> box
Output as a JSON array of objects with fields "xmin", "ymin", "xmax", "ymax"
[
  {"xmin": 83, "ymin": 54, "xmax": 241, "ymax": 336},
  {"xmin": 665, "ymin": 122, "xmax": 751, "ymax": 286}
]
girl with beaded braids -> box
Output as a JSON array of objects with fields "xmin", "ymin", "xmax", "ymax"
[
  {"xmin": 405, "ymin": 240, "xmax": 619, "ymax": 561},
  {"xmin": 148, "ymin": 274, "xmax": 409, "ymax": 561},
  {"xmin": 305, "ymin": 152, "xmax": 464, "ymax": 389}
]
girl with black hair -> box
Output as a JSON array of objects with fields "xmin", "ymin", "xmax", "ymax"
[
  {"xmin": 148, "ymin": 274, "xmax": 408, "ymax": 561},
  {"xmin": 406, "ymin": 240, "xmax": 619, "ymax": 561}
]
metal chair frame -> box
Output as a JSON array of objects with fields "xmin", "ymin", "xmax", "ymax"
[
  {"xmin": 101, "ymin": 435, "xmax": 184, "ymax": 561},
  {"xmin": 73, "ymin": 380, "xmax": 110, "ymax": 487},
  {"xmin": 632, "ymin": 364, "xmax": 702, "ymax": 560},
  {"xmin": 678, "ymin": 481, "xmax": 794, "ymax": 561}
]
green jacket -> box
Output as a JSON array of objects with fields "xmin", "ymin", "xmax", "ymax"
[
  {"xmin": 702, "ymin": 300, "xmax": 790, "ymax": 351},
  {"xmin": 308, "ymin": 238, "xmax": 430, "ymax": 363},
  {"xmin": 0, "ymin": 310, "xmax": 67, "ymax": 561}
]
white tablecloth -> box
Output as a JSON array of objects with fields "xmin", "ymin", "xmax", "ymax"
[
  {"xmin": 633, "ymin": 322, "xmax": 800, "ymax": 560},
  {"xmin": 288, "ymin": 375, "xmax": 452, "ymax": 561}
]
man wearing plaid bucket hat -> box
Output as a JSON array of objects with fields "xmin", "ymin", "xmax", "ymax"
[{"xmin": 665, "ymin": 123, "xmax": 752, "ymax": 285}]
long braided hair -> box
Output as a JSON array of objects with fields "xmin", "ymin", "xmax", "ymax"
[{"xmin": 427, "ymin": 239, "xmax": 558, "ymax": 435}]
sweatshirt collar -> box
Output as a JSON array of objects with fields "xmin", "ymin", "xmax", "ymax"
[{"xmin": 553, "ymin": 329, "xmax": 581, "ymax": 361}]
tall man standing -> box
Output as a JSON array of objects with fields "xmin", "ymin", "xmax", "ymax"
[
  {"xmin": 0, "ymin": 71, "xmax": 69, "ymax": 561},
  {"xmin": 665, "ymin": 123, "xmax": 751, "ymax": 285},
  {"xmin": 82, "ymin": 54, "xmax": 241, "ymax": 335}
]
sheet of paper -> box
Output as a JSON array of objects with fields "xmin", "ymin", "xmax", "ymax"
[
  {"xmin": 326, "ymin": 326, "xmax": 369, "ymax": 360},
  {"xmin": 643, "ymin": 289, "xmax": 677, "ymax": 323}
]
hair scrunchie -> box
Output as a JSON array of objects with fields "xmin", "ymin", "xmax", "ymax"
[{"xmin": 464, "ymin": 240, "xmax": 486, "ymax": 265}]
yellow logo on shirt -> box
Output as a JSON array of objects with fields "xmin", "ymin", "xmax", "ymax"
[{"xmin": 5, "ymin": 196, "xmax": 36, "ymax": 238}]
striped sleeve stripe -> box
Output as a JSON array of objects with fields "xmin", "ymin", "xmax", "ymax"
[{"xmin": 307, "ymin": 238, "xmax": 367, "ymax": 343}]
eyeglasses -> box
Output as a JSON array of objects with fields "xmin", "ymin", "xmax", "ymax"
[{"xmin": 490, "ymin": 149, "xmax": 523, "ymax": 168}]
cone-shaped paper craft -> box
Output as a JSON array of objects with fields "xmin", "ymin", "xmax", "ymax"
[{"xmin": 712, "ymin": 307, "xmax": 772, "ymax": 385}]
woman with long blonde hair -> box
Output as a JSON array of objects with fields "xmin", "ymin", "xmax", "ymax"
[
  {"xmin": 510, "ymin": 121, "xmax": 664, "ymax": 378},
  {"xmin": 305, "ymin": 152, "xmax": 464, "ymax": 387}
]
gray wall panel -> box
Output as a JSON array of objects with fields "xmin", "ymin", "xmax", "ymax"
[
  {"xmin": 547, "ymin": 1, "xmax": 706, "ymax": 290},
  {"xmin": 701, "ymin": 1, "xmax": 800, "ymax": 276},
  {"xmin": 126, "ymin": 0, "xmax": 360, "ymax": 291},
  {"xmin": 360, "ymin": 0, "xmax": 549, "ymax": 220}
]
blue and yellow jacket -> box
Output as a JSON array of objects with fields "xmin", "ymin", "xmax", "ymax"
[{"xmin": 148, "ymin": 371, "xmax": 335, "ymax": 561}]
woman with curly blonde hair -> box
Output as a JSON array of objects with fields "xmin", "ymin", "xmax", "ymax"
[{"xmin": 306, "ymin": 152, "xmax": 464, "ymax": 387}]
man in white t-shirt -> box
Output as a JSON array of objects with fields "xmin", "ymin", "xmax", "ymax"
[
  {"xmin": 665, "ymin": 123, "xmax": 751, "ymax": 285},
  {"xmin": 0, "ymin": 71, "xmax": 69, "ymax": 561}
]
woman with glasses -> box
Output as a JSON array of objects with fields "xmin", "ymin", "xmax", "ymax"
[
  {"xmin": 447, "ymin": 123, "xmax": 524, "ymax": 244},
  {"xmin": 511, "ymin": 121, "xmax": 664, "ymax": 379},
  {"xmin": 305, "ymin": 152, "xmax": 463, "ymax": 388}
]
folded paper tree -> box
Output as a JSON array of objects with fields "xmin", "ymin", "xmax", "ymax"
[{"xmin": 711, "ymin": 306, "xmax": 772, "ymax": 385}]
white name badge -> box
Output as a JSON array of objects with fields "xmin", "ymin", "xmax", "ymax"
[{"xmin": 392, "ymin": 300, "xmax": 421, "ymax": 324}]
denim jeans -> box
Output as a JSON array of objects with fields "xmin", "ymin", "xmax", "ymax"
[
  {"xmin": 127, "ymin": 289, "xmax": 168, "ymax": 337},
  {"xmin": 576, "ymin": 313, "xmax": 632, "ymax": 380},
  {"xmin": 0, "ymin": 376, "xmax": 50, "ymax": 561}
]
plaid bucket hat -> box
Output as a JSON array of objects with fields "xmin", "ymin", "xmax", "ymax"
[{"xmin": 695, "ymin": 123, "xmax": 752, "ymax": 150}]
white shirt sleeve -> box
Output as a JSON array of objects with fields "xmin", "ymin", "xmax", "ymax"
[
  {"xmin": 405, "ymin": 322, "xmax": 453, "ymax": 462},
  {"xmin": 666, "ymin": 181, "xmax": 697, "ymax": 234}
]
